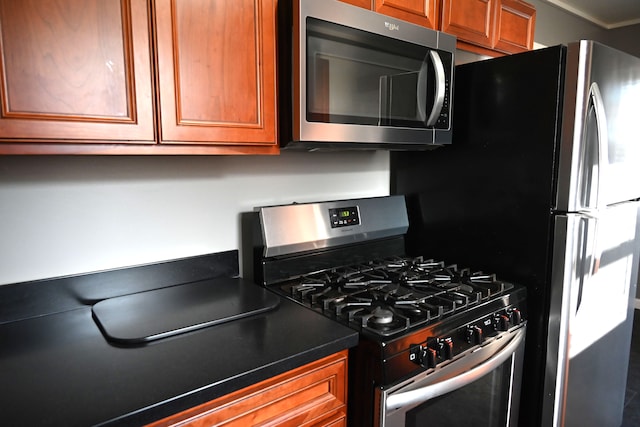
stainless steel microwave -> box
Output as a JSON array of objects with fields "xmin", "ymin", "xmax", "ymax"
[{"xmin": 279, "ymin": 0, "xmax": 456, "ymax": 150}]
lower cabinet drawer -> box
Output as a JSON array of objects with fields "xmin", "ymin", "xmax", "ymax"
[{"xmin": 147, "ymin": 350, "xmax": 348, "ymax": 427}]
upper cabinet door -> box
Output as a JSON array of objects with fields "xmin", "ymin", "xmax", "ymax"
[
  {"xmin": 441, "ymin": 0, "xmax": 494, "ymax": 48},
  {"xmin": 339, "ymin": 0, "xmax": 372, "ymax": 9},
  {"xmin": 0, "ymin": 0, "xmax": 155, "ymax": 143},
  {"xmin": 493, "ymin": 0, "xmax": 536, "ymax": 53},
  {"xmin": 442, "ymin": 0, "xmax": 535, "ymax": 54},
  {"xmin": 154, "ymin": 0, "xmax": 277, "ymax": 147},
  {"xmin": 374, "ymin": 0, "xmax": 440, "ymax": 29}
]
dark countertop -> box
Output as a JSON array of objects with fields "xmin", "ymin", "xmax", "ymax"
[{"xmin": 0, "ymin": 252, "xmax": 358, "ymax": 426}]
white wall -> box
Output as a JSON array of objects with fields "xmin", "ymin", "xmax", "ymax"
[{"xmin": 0, "ymin": 152, "xmax": 390, "ymax": 286}]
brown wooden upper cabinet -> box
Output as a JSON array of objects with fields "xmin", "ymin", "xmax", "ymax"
[
  {"xmin": 154, "ymin": 0, "xmax": 277, "ymax": 151},
  {"xmin": 442, "ymin": 0, "xmax": 536, "ymax": 55},
  {"xmin": 0, "ymin": 0, "xmax": 278, "ymax": 155},
  {"xmin": 493, "ymin": 0, "xmax": 536, "ymax": 53},
  {"xmin": 374, "ymin": 0, "xmax": 440, "ymax": 29},
  {"xmin": 339, "ymin": 0, "xmax": 440, "ymax": 29},
  {"xmin": 340, "ymin": 0, "xmax": 535, "ymax": 55}
]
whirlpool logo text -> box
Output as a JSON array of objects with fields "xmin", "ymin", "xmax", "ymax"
[{"xmin": 384, "ymin": 21, "xmax": 400, "ymax": 31}]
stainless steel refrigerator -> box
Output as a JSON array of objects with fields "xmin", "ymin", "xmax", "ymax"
[{"xmin": 391, "ymin": 41, "xmax": 640, "ymax": 427}]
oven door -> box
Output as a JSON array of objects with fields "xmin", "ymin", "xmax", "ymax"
[{"xmin": 380, "ymin": 326, "xmax": 526, "ymax": 427}]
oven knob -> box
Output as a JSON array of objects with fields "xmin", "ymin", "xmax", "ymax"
[
  {"xmin": 422, "ymin": 346, "xmax": 437, "ymax": 368},
  {"xmin": 441, "ymin": 338, "xmax": 454, "ymax": 360},
  {"xmin": 466, "ymin": 325, "xmax": 484, "ymax": 345},
  {"xmin": 427, "ymin": 338, "xmax": 454, "ymax": 361},
  {"xmin": 409, "ymin": 344, "xmax": 423, "ymax": 365},
  {"xmin": 409, "ymin": 345, "xmax": 437, "ymax": 368},
  {"xmin": 509, "ymin": 308, "xmax": 522, "ymax": 325},
  {"xmin": 494, "ymin": 313, "xmax": 510, "ymax": 331}
]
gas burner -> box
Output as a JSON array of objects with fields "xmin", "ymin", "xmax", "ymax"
[
  {"xmin": 369, "ymin": 306, "xmax": 394, "ymax": 324},
  {"xmin": 279, "ymin": 256, "xmax": 517, "ymax": 337},
  {"xmin": 345, "ymin": 305, "xmax": 411, "ymax": 336}
]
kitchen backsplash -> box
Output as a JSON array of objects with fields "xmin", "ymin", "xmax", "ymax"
[{"xmin": 0, "ymin": 151, "xmax": 389, "ymax": 286}]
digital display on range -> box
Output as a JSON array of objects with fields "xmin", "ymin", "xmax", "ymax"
[{"xmin": 329, "ymin": 206, "xmax": 360, "ymax": 228}]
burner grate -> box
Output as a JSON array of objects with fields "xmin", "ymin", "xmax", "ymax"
[{"xmin": 279, "ymin": 256, "xmax": 514, "ymax": 337}]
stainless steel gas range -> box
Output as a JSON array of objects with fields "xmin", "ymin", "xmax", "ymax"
[{"xmin": 244, "ymin": 195, "xmax": 527, "ymax": 426}]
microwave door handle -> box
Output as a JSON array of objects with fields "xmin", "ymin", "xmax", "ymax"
[
  {"xmin": 385, "ymin": 327, "xmax": 525, "ymax": 410},
  {"xmin": 417, "ymin": 51, "xmax": 445, "ymax": 127}
]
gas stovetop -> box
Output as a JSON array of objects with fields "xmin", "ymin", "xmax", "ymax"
[
  {"xmin": 278, "ymin": 256, "xmax": 515, "ymax": 337},
  {"xmin": 247, "ymin": 196, "xmax": 527, "ymax": 389},
  {"xmin": 248, "ymin": 196, "xmax": 525, "ymax": 346}
]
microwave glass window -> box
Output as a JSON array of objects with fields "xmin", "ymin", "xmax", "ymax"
[{"xmin": 306, "ymin": 17, "xmax": 451, "ymax": 129}]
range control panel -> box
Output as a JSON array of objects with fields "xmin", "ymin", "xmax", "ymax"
[
  {"xmin": 409, "ymin": 307, "xmax": 524, "ymax": 368},
  {"xmin": 329, "ymin": 206, "xmax": 360, "ymax": 228}
]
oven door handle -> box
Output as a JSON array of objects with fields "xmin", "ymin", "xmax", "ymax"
[{"xmin": 386, "ymin": 327, "xmax": 525, "ymax": 410}]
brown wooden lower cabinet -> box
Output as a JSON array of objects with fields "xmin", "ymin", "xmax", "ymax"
[{"xmin": 146, "ymin": 350, "xmax": 348, "ymax": 427}]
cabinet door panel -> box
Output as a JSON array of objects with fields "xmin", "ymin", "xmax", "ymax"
[
  {"xmin": 0, "ymin": 0, "xmax": 154, "ymax": 142},
  {"xmin": 338, "ymin": 0, "xmax": 372, "ymax": 9},
  {"xmin": 155, "ymin": 0, "xmax": 277, "ymax": 146},
  {"xmin": 441, "ymin": 0, "xmax": 494, "ymax": 48},
  {"xmin": 146, "ymin": 351, "xmax": 348, "ymax": 427},
  {"xmin": 374, "ymin": 0, "xmax": 439, "ymax": 29},
  {"xmin": 494, "ymin": 0, "xmax": 535, "ymax": 53}
]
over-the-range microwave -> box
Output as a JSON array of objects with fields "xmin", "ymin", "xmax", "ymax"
[{"xmin": 279, "ymin": 0, "xmax": 456, "ymax": 151}]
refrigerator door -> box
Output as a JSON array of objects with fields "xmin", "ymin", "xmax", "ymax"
[
  {"xmin": 547, "ymin": 201, "xmax": 640, "ymax": 427},
  {"xmin": 557, "ymin": 41, "xmax": 640, "ymax": 212}
]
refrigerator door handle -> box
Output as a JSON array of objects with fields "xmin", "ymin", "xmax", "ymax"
[
  {"xmin": 576, "ymin": 83, "xmax": 607, "ymax": 275},
  {"xmin": 589, "ymin": 82, "xmax": 609, "ymax": 210},
  {"xmin": 590, "ymin": 82, "xmax": 607, "ymax": 273},
  {"xmin": 574, "ymin": 215, "xmax": 599, "ymax": 314},
  {"xmin": 581, "ymin": 82, "xmax": 609, "ymax": 211}
]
